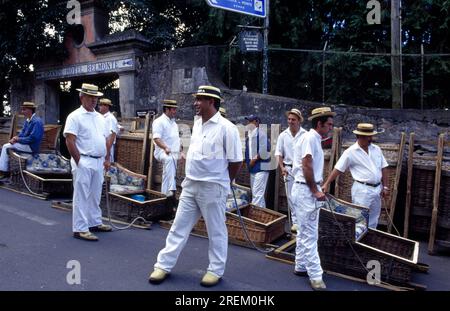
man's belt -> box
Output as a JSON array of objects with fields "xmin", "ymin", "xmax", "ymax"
[
  {"xmin": 295, "ymin": 181, "xmax": 321, "ymax": 185},
  {"xmin": 81, "ymin": 154, "xmax": 102, "ymax": 159},
  {"xmin": 283, "ymin": 163, "xmax": 292, "ymax": 167},
  {"xmin": 355, "ymin": 180, "xmax": 380, "ymax": 187}
]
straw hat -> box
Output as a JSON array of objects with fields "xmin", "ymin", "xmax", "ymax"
[
  {"xmin": 219, "ymin": 107, "xmax": 227, "ymax": 117},
  {"xmin": 353, "ymin": 123, "xmax": 378, "ymax": 136},
  {"xmin": 99, "ymin": 98, "xmax": 112, "ymax": 106},
  {"xmin": 307, "ymin": 107, "xmax": 336, "ymax": 121},
  {"xmin": 76, "ymin": 83, "xmax": 103, "ymax": 97},
  {"xmin": 285, "ymin": 108, "xmax": 303, "ymax": 122},
  {"xmin": 192, "ymin": 85, "xmax": 222, "ymax": 101},
  {"xmin": 162, "ymin": 99, "xmax": 178, "ymax": 108},
  {"xmin": 21, "ymin": 102, "xmax": 37, "ymax": 109}
]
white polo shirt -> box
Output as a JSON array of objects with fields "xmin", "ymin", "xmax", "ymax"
[
  {"xmin": 103, "ymin": 111, "xmax": 119, "ymax": 144},
  {"xmin": 335, "ymin": 142, "xmax": 389, "ymax": 184},
  {"xmin": 152, "ymin": 113, "xmax": 180, "ymax": 159},
  {"xmin": 63, "ymin": 106, "xmax": 109, "ymax": 157},
  {"xmin": 292, "ymin": 129, "xmax": 324, "ymax": 183},
  {"xmin": 185, "ymin": 112, "xmax": 243, "ymax": 190},
  {"xmin": 275, "ymin": 127, "xmax": 306, "ymax": 165}
]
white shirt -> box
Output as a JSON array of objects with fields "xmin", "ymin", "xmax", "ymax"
[
  {"xmin": 103, "ymin": 111, "xmax": 119, "ymax": 144},
  {"xmin": 292, "ymin": 129, "xmax": 324, "ymax": 183},
  {"xmin": 275, "ymin": 127, "xmax": 306, "ymax": 165},
  {"xmin": 152, "ymin": 113, "xmax": 181, "ymax": 159},
  {"xmin": 63, "ymin": 106, "xmax": 109, "ymax": 157},
  {"xmin": 185, "ymin": 112, "xmax": 243, "ymax": 190},
  {"xmin": 335, "ymin": 142, "xmax": 389, "ymax": 184}
]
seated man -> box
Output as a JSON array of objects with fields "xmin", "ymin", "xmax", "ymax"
[{"xmin": 0, "ymin": 102, "xmax": 44, "ymax": 179}]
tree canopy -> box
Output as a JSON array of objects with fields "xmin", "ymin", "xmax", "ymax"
[{"xmin": 1, "ymin": 0, "xmax": 449, "ymax": 115}]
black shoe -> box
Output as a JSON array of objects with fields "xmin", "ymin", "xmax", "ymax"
[
  {"xmin": 89, "ymin": 224, "xmax": 112, "ymax": 232},
  {"xmin": 293, "ymin": 270, "xmax": 308, "ymax": 277}
]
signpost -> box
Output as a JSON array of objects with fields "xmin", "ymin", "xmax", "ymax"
[
  {"xmin": 205, "ymin": 0, "xmax": 266, "ymax": 18},
  {"xmin": 205, "ymin": 0, "xmax": 269, "ymax": 94},
  {"xmin": 239, "ymin": 30, "xmax": 263, "ymax": 52}
]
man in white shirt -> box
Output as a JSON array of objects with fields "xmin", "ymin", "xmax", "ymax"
[
  {"xmin": 152, "ymin": 99, "xmax": 181, "ymax": 197},
  {"xmin": 291, "ymin": 107, "xmax": 335, "ymax": 291},
  {"xmin": 322, "ymin": 123, "xmax": 389, "ymax": 229},
  {"xmin": 64, "ymin": 83, "xmax": 113, "ymax": 242},
  {"xmin": 149, "ymin": 85, "xmax": 242, "ymax": 287},
  {"xmin": 98, "ymin": 98, "xmax": 119, "ymax": 162},
  {"xmin": 275, "ymin": 108, "xmax": 306, "ymax": 232}
]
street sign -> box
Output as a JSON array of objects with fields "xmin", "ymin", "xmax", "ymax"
[
  {"xmin": 206, "ymin": 0, "xmax": 266, "ymax": 18},
  {"xmin": 239, "ymin": 30, "xmax": 263, "ymax": 52}
]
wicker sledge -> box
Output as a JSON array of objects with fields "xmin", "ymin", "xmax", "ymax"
[{"xmin": 266, "ymin": 194, "xmax": 428, "ymax": 290}]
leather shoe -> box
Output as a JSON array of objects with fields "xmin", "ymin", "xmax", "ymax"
[
  {"xmin": 293, "ymin": 269, "xmax": 308, "ymax": 277},
  {"xmin": 310, "ymin": 279, "xmax": 327, "ymax": 291},
  {"xmin": 149, "ymin": 268, "xmax": 169, "ymax": 284},
  {"xmin": 200, "ymin": 272, "xmax": 221, "ymax": 287},
  {"xmin": 89, "ymin": 224, "xmax": 112, "ymax": 232},
  {"xmin": 73, "ymin": 231, "xmax": 98, "ymax": 241}
]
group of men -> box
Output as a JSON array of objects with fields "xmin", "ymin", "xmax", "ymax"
[{"xmin": 0, "ymin": 82, "xmax": 390, "ymax": 291}]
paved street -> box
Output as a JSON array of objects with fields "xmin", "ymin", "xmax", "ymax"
[{"xmin": 0, "ymin": 187, "xmax": 448, "ymax": 291}]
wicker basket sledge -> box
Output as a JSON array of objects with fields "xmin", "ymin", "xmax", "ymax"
[
  {"xmin": 192, "ymin": 204, "xmax": 287, "ymax": 247},
  {"xmin": 404, "ymin": 133, "xmax": 450, "ymax": 254},
  {"xmin": 101, "ymin": 163, "xmax": 171, "ymax": 223},
  {"xmin": 266, "ymin": 194, "xmax": 428, "ymax": 290},
  {"xmin": 8, "ymin": 150, "xmax": 72, "ymax": 198}
]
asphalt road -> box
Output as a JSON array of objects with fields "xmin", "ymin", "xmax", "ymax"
[{"xmin": 0, "ymin": 187, "xmax": 448, "ymax": 291}]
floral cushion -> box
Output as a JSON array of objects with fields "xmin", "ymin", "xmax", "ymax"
[
  {"xmin": 330, "ymin": 200, "xmax": 369, "ymax": 241},
  {"xmin": 106, "ymin": 165, "xmax": 145, "ymax": 193},
  {"xmin": 226, "ymin": 187, "xmax": 250, "ymax": 211},
  {"xmin": 26, "ymin": 153, "xmax": 71, "ymax": 174}
]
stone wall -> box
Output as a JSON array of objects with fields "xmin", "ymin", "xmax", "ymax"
[{"xmin": 133, "ymin": 46, "xmax": 449, "ymax": 143}]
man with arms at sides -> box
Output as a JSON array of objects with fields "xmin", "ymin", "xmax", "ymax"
[{"xmin": 275, "ymin": 108, "xmax": 306, "ymax": 232}]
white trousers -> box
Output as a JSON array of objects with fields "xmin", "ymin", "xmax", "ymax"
[
  {"xmin": 155, "ymin": 179, "xmax": 228, "ymax": 277},
  {"xmin": 155, "ymin": 152, "xmax": 177, "ymax": 196},
  {"xmin": 0, "ymin": 143, "xmax": 32, "ymax": 172},
  {"xmin": 292, "ymin": 182, "xmax": 323, "ymax": 281},
  {"xmin": 71, "ymin": 156, "xmax": 104, "ymax": 232},
  {"xmin": 352, "ymin": 182, "xmax": 382, "ymax": 229},
  {"xmin": 284, "ymin": 166, "xmax": 297, "ymax": 225},
  {"xmin": 110, "ymin": 143, "xmax": 115, "ymax": 163},
  {"xmin": 250, "ymin": 171, "xmax": 269, "ymax": 208}
]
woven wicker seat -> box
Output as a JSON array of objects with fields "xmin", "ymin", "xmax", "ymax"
[
  {"xmin": 101, "ymin": 163, "xmax": 171, "ymax": 222},
  {"xmin": 8, "ymin": 150, "xmax": 72, "ymax": 198}
]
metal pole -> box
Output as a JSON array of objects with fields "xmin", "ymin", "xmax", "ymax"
[
  {"xmin": 322, "ymin": 41, "xmax": 328, "ymax": 104},
  {"xmin": 262, "ymin": 0, "xmax": 269, "ymax": 94},
  {"xmin": 421, "ymin": 44, "xmax": 424, "ymax": 110}
]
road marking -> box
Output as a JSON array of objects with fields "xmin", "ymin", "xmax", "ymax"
[{"xmin": 0, "ymin": 205, "xmax": 57, "ymax": 226}]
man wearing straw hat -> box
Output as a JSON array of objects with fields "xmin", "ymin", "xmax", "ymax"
[
  {"xmin": 64, "ymin": 83, "xmax": 113, "ymax": 242},
  {"xmin": 152, "ymin": 99, "xmax": 181, "ymax": 198},
  {"xmin": 322, "ymin": 123, "xmax": 389, "ymax": 229},
  {"xmin": 275, "ymin": 108, "xmax": 306, "ymax": 233},
  {"xmin": 0, "ymin": 101, "xmax": 44, "ymax": 180},
  {"xmin": 149, "ymin": 85, "xmax": 242, "ymax": 287},
  {"xmin": 291, "ymin": 107, "xmax": 335, "ymax": 291},
  {"xmin": 98, "ymin": 98, "xmax": 119, "ymax": 162}
]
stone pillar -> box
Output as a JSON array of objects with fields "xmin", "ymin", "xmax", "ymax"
[
  {"xmin": 34, "ymin": 81, "xmax": 60, "ymax": 124},
  {"xmin": 119, "ymin": 72, "xmax": 135, "ymax": 118}
]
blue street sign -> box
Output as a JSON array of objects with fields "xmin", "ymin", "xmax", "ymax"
[{"xmin": 206, "ymin": 0, "xmax": 266, "ymax": 18}]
